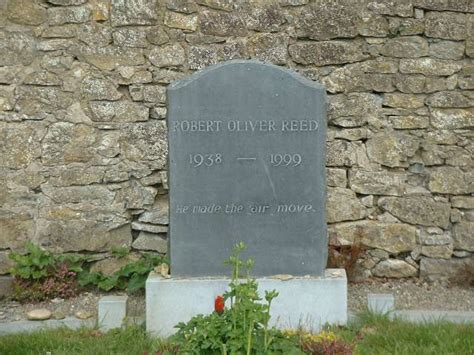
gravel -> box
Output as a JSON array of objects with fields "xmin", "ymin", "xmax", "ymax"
[
  {"xmin": 1, "ymin": 280, "xmax": 472, "ymax": 323},
  {"xmin": 349, "ymin": 279, "xmax": 474, "ymax": 312}
]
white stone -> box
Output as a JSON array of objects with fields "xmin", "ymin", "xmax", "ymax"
[
  {"xmin": 98, "ymin": 295, "xmax": 128, "ymax": 332},
  {"xmin": 26, "ymin": 309, "xmax": 52, "ymax": 321},
  {"xmin": 146, "ymin": 269, "xmax": 347, "ymax": 337},
  {"xmin": 368, "ymin": 293, "xmax": 395, "ymax": 314}
]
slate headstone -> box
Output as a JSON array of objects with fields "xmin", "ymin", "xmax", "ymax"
[{"xmin": 168, "ymin": 60, "xmax": 327, "ymax": 277}]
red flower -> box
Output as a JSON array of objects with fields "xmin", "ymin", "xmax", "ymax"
[{"xmin": 214, "ymin": 295, "xmax": 225, "ymax": 314}]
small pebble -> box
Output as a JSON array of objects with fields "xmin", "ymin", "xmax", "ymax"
[
  {"xmin": 75, "ymin": 311, "xmax": 93, "ymax": 320},
  {"xmin": 27, "ymin": 309, "xmax": 52, "ymax": 321},
  {"xmin": 52, "ymin": 311, "xmax": 66, "ymax": 320}
]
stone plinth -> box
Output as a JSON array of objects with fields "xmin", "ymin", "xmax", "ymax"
[
  {"xmin": 146, "ymin": 269, "xmax": 347, "ymax": 337},
  {"xmin": 98, "ymin": 295, "xmax": 128, "ymax": 331}
]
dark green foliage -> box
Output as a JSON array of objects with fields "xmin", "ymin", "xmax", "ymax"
[
  {"xmin": 9, "ymin": 242, "xmax": 82, "ymax": 280},
  {"xmin": 78, "ymin": 253, "xmax": 164, "ymax": 293},
  {"xmin": 9, "ymin": 243, "xmax": 82, "ymax": 302},
  {"xmin": 8, "ymin": 242, "xmax": 165, "ymax": 301}
]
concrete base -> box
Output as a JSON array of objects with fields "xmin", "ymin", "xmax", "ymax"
[
  {"xmin": 0, "ymin": 318, "xmax": 95, "ymax": 335},
  {"xmin": 391, "ymin": 310, "xmax": 474, "ymax": 324},
  {"xmin": 146, "ymin": 269, "xmax": 347, "ymax": 337}
]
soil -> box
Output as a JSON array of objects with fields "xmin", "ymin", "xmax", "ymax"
[
  {"xmin": 0, "ymin": 279, "xmax": 473, "ymax": 323},
  {"xmin": 349, "ymin": 278, "xmax": 474, "ymax": 312}
]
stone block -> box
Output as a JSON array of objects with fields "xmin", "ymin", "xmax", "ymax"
[
  {"xmin": 98, "ymin": 296, "xmax": 128, "ymax": 331},
  {"xmin": 373, "ymin": 259, "xmax": 417, "ymax": 278},
  {"xmin": 327, "ymin": 187, "xmax": 367, "ymax": 223},
  {"xmin": 329, "ymin": 221, "xmax": 417, "ymax": 254},
  {"xmin": 452, "ymin": 196, "xmax": 474, "ymax": 209},
  {"xmin": 349, "ymin": 170, "xmax": 407, "ymax": 196},
  {"xmin": 199, "ymin": 9, "xmax": 246, "ymax": 37},
  {"xmin": 112, "ymin": 28, "xmax": 148, "ymax": 48},
  {"xmin": 426, "ymin": 92, "xmax": 471, "ymax": 108},
  {"xmin": 196, "ymin": 0, "xmax": 234, "ymax": 11},
  {"xmin": 380, "ymin": 36, "xmax": 428, "ymax": 58},
  {"xmin": 146, "ymin": 270, "xmax": 347, "ymax": 337},
  {"xmin": 378, "ymin": 196, "xmax": 451, "ymax": 228},
  {"xmin": 164, "ymin": 11, "xmax": 198, "ymax": 31},
  {"xmin": 0, "ymin": 276, "xmax": 13, "ymax": 298},
  {"xmin": 148, "ymin": 44, "xmax": 185, "ymax": 67},
  {"xmin": 247, "ymin": 33, "xmax": 288, "ymax": 65},
  {"xmin": 453, "ymin": 222, "xmax": 474, "ymax": 252},
  {"xmin": 425, "ymin": 11, "xmax": 468, "ymax": 40},
  {"xmin": 430, "ymin": 108, "xmax": 474, "ymax": 129},
  {"xmin": 90, "ymin": 101, "xmax": 149, "ymax": 123},
  {"xmin": 289, "ymin": 41, "xmax": 367, "ymax": 66},
  {"xmin": 110, "ymin": 0, "xmax": 159, "ymax": 26},
  {"xmin": 399, "ymin": 58, "xmax": 462, "ymax": 75},
  {"xmin": 428, "ymin": 167, "xmax": 474, "ymax": 194},
  {"xmin": 7, "ymin": 0, "xmax": 48, "ymax": 26},
  {"xmin": 243, "ymin": 4, "xmax": 286, "ymax": 33},
  {"xmin": 367, "ymin": 293, "xmax": 395, "ymax": 314},
  {"xmin": 420, "ymin": 257, "xmax": 474, "ymax": 281},
  {"xmin": 328, "ymin": 93, "xmax": 381, "ymax": 128},
  {"xmin": 366, "ymin": 131, "xmax": 419, "ymax": 168},
  {"xmin": 326, "ymin": 140, "xmax": 369, "ymax": 168},
  {"xmin": 295, "ymin": 0, "xmax": 358, "ymax": 40}
]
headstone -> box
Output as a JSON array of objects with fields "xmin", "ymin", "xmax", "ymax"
[{"xmin": 168, "ymin": 60, "xmax": 327, "ymax": 277}]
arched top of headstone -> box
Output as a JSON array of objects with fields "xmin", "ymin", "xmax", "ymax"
[{"xmin": 169, "ymin": 60, "xmax": 325, "ymax": 92}]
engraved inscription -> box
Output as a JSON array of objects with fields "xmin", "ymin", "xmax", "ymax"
[
  {"xmin": 172, "ymin": 120, "xmax": 222, "ymax": 132},
  {"xmin": 187, "ymin": 154, "xmax": 304, "ymax": 167},
  {"xmin": 237, "ymin": 157, "xmax": 257, "ymax": 161},
  {"xmin": 270, "ymin": 154, "xmax": 302, "ymax": 167},
  {"xmin": 189, "ymin": 153, "xmax": 222, "ymax": 167},
  {"xmin": 171, "ymin": 120, "xmax": 319, "ymax": 133},
  {"xmin": 175, "ymin": 203, "xmax": 316, "ymax": 215}
]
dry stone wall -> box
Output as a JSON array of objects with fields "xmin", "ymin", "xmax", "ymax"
[{"xmin": 0, "ymin": 0, "xmax": 473, "ymax": 281}]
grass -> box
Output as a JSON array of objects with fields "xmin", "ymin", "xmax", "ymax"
[
  {"xmin": 344, "ymin": 312, "xmax": 474, "ymax": 355},
  {"xmin": 0, "ymin": 325, "xmax": 161, "ymax": 355},
  {"xmin": 0, "ymin": 313, "xmax": 473, "ymax": 355}
]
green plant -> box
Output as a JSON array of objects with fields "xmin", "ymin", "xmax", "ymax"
[
  {"xmin": 9, "ymin": 243, "xmax": 84, "ymax": 302},
  {"xmin": 9, "ymin": 242, "xmax": 59, "ymax": 280},
  {"xmin": 1, "ymin": 314, "xmax": 472, "ymax": 355},
  {"xmin": 9, "ymin": 243, "xmax": 165, "ymax": 301},
  {"xmin": 169, "ymin": 242, "xmax": 301, "ymax": 354},
  {"xmin": 111, "ymin": 246, "xmax": 130, "ymax": 258},
  {"xmin": 78, "ymin": 253, "xmax": 165, "ymax": 293}
]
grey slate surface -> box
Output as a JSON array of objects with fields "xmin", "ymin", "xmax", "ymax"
[{"xmin": 167, "ymin": 60, "xmax": 327, "ymax": 277}]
